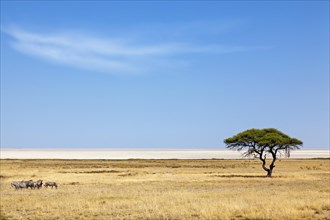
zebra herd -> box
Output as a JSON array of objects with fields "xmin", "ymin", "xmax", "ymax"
[{"xmin": 11, "ymin": 180, "xmax": 58, "ymax": 190}]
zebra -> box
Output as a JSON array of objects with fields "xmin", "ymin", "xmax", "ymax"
[
  {"xmin": 18, "ymin": 182, "xmax": 28, "ymax": 189},
  {"xmin": 11, "ymin": 181, "xmax": 29, "ymax": 190},
  {"xmin": 13, "ymin": 181, "xmax": 28, "ymax": 190},
  {"xmin": 11, "ymin": 181, "xmax": 20, "ymax": 190},
  {"xmin": 34, "ymin": 179, "xmax": 43, "ymax": 189},
  {"xmin": 44, "ymin": 181, "xmax": 58, "ymax": 189},
  {"xmin": 21, "ymin": 180, "xmax": 35, "ymax": 189}
]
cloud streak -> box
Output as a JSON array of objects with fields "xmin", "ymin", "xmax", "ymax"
[{"xmin": 3, "ymin": 26, "xmax": 265, "ymax": 75}]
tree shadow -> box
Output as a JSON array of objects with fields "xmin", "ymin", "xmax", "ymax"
[{"xmin": 213, "ymin": 174, "xmax": 266, "ymax": 178}]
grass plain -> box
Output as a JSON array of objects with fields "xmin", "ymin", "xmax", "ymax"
[{"xmin": 0, "ymin": 158, "xmax": 329, "ymax": 220}]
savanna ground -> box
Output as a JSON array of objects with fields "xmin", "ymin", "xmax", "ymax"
[{"xmin": 0, "ymin": 159, "xmax": 329, "ymax": 220}]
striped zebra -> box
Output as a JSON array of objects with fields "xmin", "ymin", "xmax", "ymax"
[
  {"xmin": 21, "ymin": 180, "xmax": 35, "ymax": 189},
  {"xmin": 44, "ymin": 182, "xmax": 58, "ymax": 189},
  {"xmin": 10, "ymin": 182, "xmax": 20, "ymax": 190},
  {"xmin": 11, "ymin": 181, "xmax": 28, "ymax": 190},
  {"xmin": 34, "ymin": 179, "xmax": 43, "ymax": 189}
]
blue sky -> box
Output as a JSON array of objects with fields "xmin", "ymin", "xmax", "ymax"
[{"xmin": 1, "ymin": 1, "xmax": 329, "ymax": 149}]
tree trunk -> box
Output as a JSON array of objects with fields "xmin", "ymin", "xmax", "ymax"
[
  {"xmin": 267, "ymin": 149, "xmax": 277, "ymax": 177},
  {"xmin": 259, "ymin": 151, "xmax": 270, "ymax": 177},
  {"xmin": 259, "ymin": 150, "xmax": 276, "ymax": 177},
  {"xmin": 267, "ymin": 166, "xmax": 274, "ymax": 177}
]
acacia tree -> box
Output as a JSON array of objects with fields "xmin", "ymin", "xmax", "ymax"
[{"xmin": 224, "ymin": 128, "xmax": 303, "ymax": 177}]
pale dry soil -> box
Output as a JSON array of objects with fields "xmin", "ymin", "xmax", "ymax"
[{"xmin": 0, "ymin": 159, "xmax": 329, "ymax": 220}]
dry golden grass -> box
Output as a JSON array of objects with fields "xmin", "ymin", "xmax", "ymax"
[{"xmin": 0, "ymin": 159, "xmax": 329, "ymax": 220}]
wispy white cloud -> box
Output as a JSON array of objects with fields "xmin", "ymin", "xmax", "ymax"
[{"xmin": 3, "ymin": 25, "xmax": 266, "ymax": 75}]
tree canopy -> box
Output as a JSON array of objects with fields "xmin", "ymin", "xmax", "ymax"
[{"xmin": 224, "ymin": 128, "xmax": 303, "ymax": 177}]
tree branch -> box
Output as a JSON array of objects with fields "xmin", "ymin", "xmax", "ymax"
[
  {"xmin": 269, "ymin": 148, "xmax": 276, "ymax": 169},
  {"xmin": 259, "ymin": 148, "xmax": 269, "ymax": 172}
]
